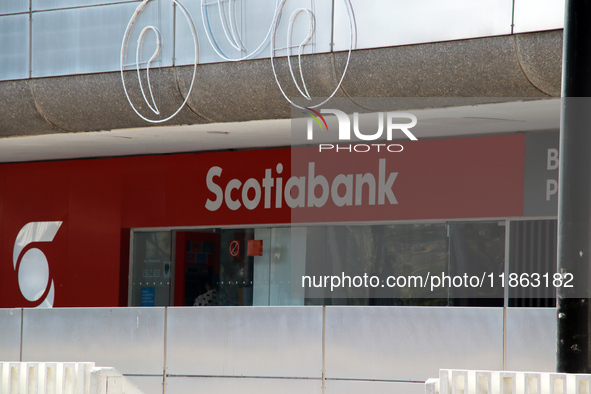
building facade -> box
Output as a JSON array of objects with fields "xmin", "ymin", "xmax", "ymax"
[{"xmin": 0, "ymin": 1, "xmax": 565, "ymax": 393}]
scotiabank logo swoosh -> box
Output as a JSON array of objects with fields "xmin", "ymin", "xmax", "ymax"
[{"xmin": 13, "ymin": 221, "xmax": 62, "ymax": 308}]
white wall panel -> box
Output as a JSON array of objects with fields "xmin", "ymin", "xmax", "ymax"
[
  {"xmin": 325, "ymin": 306, "xmax": 504, "ymax": 382},
  {"xmin": 513, "ymin": 0, "xmax": 564, "ymax": 33},
  {"xmin": 325, "ymin": 379, "xmax": 425, "ymax": 394},
  {"xmin": 166, "ymin": 377, "xmax": 322, "ymax": 394},
  {"xmin": 0, "ymin": 14, "xmax": 29, "ymax": 80},
  {"xmin": 4, "ymin": 304, "xmax": 557, "ymax": 393},
  {"xmin": 333, "ymin": 0, "xmax": 513, "ymax": 51},
  {"xmin": 505, "ymin": 307, "xmax": 556, "ymax": 372},
  {"xmin": 0, "ymin": 1, "xmax": 28, "ymax": 15},
  {"xmin": 0, "ymin": 0, "xmax": 563, "ymax": 80},
  {"xmin": 32, "ymin": 2, "xmax": 173, "ymax": 77},
  {"xmin": 125, "ymin": 375, "xmax": 164, "ymax": 394},
  {"xmin": 32, "ymin": 0, "xmax": 140, "ymax": 11},
  {"xmin": 166, "ymin": 306, "xmax": 323, "ymax": 378},
  {"xmin": 174, "ymin": 0, "xmax": 332, "ymax": 65},
  {"xmin": 21, "ymin": 308, "xmax": 165, "ymax": 375},
  {"xmin": 0, "ymin": 309, "xmax": 22, "ymax": 361}
]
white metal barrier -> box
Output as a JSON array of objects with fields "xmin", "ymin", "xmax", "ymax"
[
  {"xmin": 0, "ymin": 363, "xmax": 143, "ymax": 394},
  {"xmin": 426, "ymin": 370, "xmax": 591, "ymax": 394}
]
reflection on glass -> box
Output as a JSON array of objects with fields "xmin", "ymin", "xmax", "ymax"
[
  {"xmin": 303, "ymin": 223, "xmax": 448, "ymax": 305},
  {"xmin": 131, "ymin": 231, "xmax": 172, "ymax": 306},
  {"xmin": 449, "ymin": 222, "xmax": 505, "ymax": 306},
  {"xmin": 508, "ymin": 220, "xmax": 557, "ymax": 307},
  {"xmin": 253, "ymin": 227, "xmax": 305, "ymax": 306},
  {"xmin": 129, "ymin": 221, "xmax": 527, "ymax": 307},
  {"xmin": 179, "ymin": 230, "xmax": 221, "ymax": 306},
  {"xmin": 218, "ymin": 229, "xmax": 254, "ymax": 306}
]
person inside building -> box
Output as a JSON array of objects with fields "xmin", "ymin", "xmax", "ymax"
[{"xmin": 193, "ymin": 281, "xmax": 218, "ymax": 306}]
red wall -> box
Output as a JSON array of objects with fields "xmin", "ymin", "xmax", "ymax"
[{"xmin": 0, "ymin": 135, "xmax": 525, "ymax": 308}]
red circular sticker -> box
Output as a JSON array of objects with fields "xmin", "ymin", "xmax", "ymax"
[{"xmin": 229, "ymin": 240, "xmax": 240, "ymax": 257}]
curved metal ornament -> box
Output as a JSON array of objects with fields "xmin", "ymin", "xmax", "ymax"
[
  {"xmin": 120, "ymin": 0, "xmax": 199, "ymax": 123},
  {"xmin": 270, "ymin": 0, "xmax": 357, "ymax": 110}
]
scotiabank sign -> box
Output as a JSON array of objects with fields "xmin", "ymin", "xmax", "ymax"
[
  {"xmin": 205, "ymin": 159, "xmax": 398, "ymax": 211},
  {"xmin": 201, "ymin": 135, "xmax": 524, "ymax": 223},
  {"xmin": 0, "ymin": 134, "xmax": 525, "ymax": 307}
]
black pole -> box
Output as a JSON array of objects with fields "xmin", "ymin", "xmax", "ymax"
[{"xmin": 557, "ymin": 0, "xmax": 591, "ymax": 373}]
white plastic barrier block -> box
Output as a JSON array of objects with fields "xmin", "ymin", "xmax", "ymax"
[
  {"xmin": 427, "ymin": 370, "xmax": 591, "ymax": 394},
  {"xmin": 0, "ymin": 363, "xmax": 142, "ymax": 394},
  {"xmin": 427, "ymin": 378, "xmax": 440, "ymax": 394},
  {"xmin": 575, "ymin": 375, "xmax": 591, "ymax": 394},
  {"xmin": 499, "ymin": 371, "xmax": 519, "ymax": 394},
  {"xmin": 476, "ymin": 370, "xmax": 493, "ymax": 394}
]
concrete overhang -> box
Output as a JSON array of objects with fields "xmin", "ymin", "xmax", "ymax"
[
  {"xmin": 0, "ymin": 30, "xmax": 562, "ymax": 162},
  {"xmin": 0, "ymin": 98, "xmax": 560, "ymax": 163}
]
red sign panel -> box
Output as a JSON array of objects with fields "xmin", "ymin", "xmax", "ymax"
[
  {"xmin": 199, "ymin": 135, "xmax": 525, "ymax": 223},
  {"xmin": 247, "ymin": 240, "xmax": 263, "ymax": 257},
  {"xmin": 0, "ymin": 134, "xmax": 525, "ymax": 308}
]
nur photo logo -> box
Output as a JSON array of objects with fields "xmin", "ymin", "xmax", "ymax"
[{"xmin": 303, "ymin": 109, "xmax": 418, "ymax": 153}]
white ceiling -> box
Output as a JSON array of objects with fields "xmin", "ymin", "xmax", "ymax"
[{"xmin": 0, "ymin": 99, "xmax": 560, "ymax": 163}]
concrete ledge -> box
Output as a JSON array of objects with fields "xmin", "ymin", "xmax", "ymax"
[{"xmin": 0, "ymin": 30, "xmax": 563, "ymax": 137}]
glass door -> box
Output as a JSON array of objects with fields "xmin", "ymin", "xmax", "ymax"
[{"xmin": 130, "ymin": 231, "xmax": 172, "ymax": 306}]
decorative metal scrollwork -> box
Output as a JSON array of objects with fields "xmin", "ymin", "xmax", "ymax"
[{"xmin": 120, "ymin": 0, "xmax": 199, "ymax": 123}]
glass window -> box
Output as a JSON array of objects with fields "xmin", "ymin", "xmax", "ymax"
[
  {"xmin": 218, "ymin": 228, "xmax": 255, "ymax": 306},
  {"xmin": 508, "ymin": 220, "xmax": 557, "ymax": 307},
  {"xmin": 173, "ymin": 228, "xmax": 255, "ymax": 307},
  {"xmin": 302, "ymin": 223, "xmax": 449, "ymax": 305},
  {"xmin": 448, "ymin": 222, "xmax": 505, "ymax": 306},
  {"xmin": 126, "ymin": 220, "xmax": 565, "ymax": 307},
  {"xmin": 130, "ymin": 231, "xmax": 172, "ymax": 307},
  {"xmin": 253, "ymin": 227, "xmax": 305, "ymax": 306}
]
